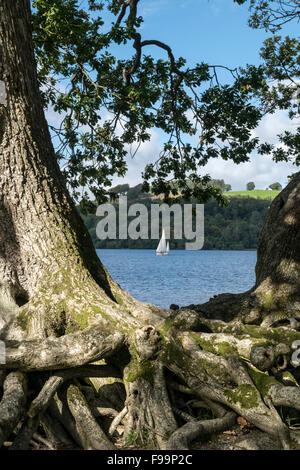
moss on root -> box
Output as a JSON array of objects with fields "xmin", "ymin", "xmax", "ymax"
[
  {"xmin": 125, "ymin": 344, "xmax": 156, "ymax": 385},
  {"xmin": 224, "ymin": 384, "xmax": 259, "ymax": 409},
  {"xmin": 261, "ymin": 293, "xmax": 276, "ymax": 311},
  {"xmin": 189, "ymin": 334, "xmax": 216, "ymax": 354},
  {"xmin": 160, "ymin": 339, "xmax": 193, "ymax": 372},
  {"xmin": 247, "ymin": 366, "xmax": 279, "ymax": 398},
  {"xmin": 126, "ymin": 360, "xmax": 156, "ymax": 385},
  {"xmin": 159, "ymin": 337, "xmax": 232, "ymax": 385},
  {"xmin": 189, "ymin": 333, "xmax": 238, "ymax": 356},
  {"xmin": 15, "ymin": 278, "xmax": 123, "ymax": 338},
  {"xmin": 217, "ymin": 341, "xmax": 238, "ymax": 356},
  {"xmin": 244, "ymin": 325, "xmax": 300, "ymax": 346},
  {"xmin": 16, "ymin": 308, "xmax": 29, "ymax": 332}
]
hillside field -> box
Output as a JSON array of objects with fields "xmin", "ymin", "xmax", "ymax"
[{"xmin": 228, "ymin": 189, "xmax": 280, "ymax": 200}]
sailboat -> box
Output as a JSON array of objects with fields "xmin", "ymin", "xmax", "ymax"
[{"xmin": 156, "ymin": 229, "xmax": 169, "ymax": 256}]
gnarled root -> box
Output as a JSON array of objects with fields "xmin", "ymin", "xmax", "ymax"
[
  {"xmin": 124, "ymin": 363, "xmax": 177, "ymax": 449},
  {"xmin": 3, "ymin": 327, "xmax": 124, "ymax": 371},
  {"xmin": 28, "ymin": 365, "xmax": 121, "ymax": 418},
  {"xmin": 167, "ymin": 411, "xmax": 236, "ymax": 450},
  {"xmin": 3, "ymin": 303, "xmax": 300, "ymax": 450},
  {"xmin": 0, "ymin": 372, "xmax": 27, "ymax": 447},
  {"xmin": 40, "ymin": 411, "xmax": 76, "ymax": 449},
  {"xmin": 66, "ymin": 384, "xmax": 116, "ymax": 450}
]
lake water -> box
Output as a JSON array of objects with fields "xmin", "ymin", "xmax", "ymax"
[{"xmin": 97, "ymin": 249, "xmax": 257, "ymax": 309}]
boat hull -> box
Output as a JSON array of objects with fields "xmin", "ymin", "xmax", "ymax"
[{"xmin": 156, "ymin": 252, "xmax": 168, "ymax": 256}]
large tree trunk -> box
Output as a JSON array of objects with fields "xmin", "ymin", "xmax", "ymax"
[
  {"xmin": 194, "ymin": 175, "xmax": 300, "ymax": 327},
  {"xmin": 0, "ymin": 0, "xmax": 161, "ymax": 342},
  {"xmin": 252, "ymin": 174, "xmax": 300, "ymax": 325},
  {"xmin": 0, "ymin": 0, "xmax": 111, "ymax": 335},
  {"xmin": 1, "ymin": 0, "xmax": 300, "ymax": 452}
]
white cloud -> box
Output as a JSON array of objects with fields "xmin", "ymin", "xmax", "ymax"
[
  {"xmin": 203, "ymin": 154, "xmax": 294, "ymax": 190},
  {"xmin": 179, "ymin": 0, "xmax": 239, "ymax": 13},
  {"xmin": 45, "ymin": 82, "xmax": 297, "ymax": 192},
  {"xmin": 140, "ymin": 0, "xmax": 170, "ymax": 18},
  {"xmin": 112, "ymin": 129, "xmax": 162, "ymax": 187},
  {"xmin": 113, "ymin": 109, "xmax": 297, "ymax": 190},
  {"xmin": 252, "ymin": 109, "xmax": 295, "ymax": 144},
  {"xmin": 201, "ymin": 109, "xmax": 297, "ymax": 190}
]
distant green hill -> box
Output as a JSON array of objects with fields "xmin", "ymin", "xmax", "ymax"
[
  {"xmin": 81, "ymin": 190, "xmax": 275, "ymax": 250},
  {"xmin": 228, "ymin": 190, "xmax": 280, "ymax": 200}
]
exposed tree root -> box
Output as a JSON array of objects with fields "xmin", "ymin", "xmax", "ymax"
[
  {"xmin": 40, "ymin": 411, "xmax": 75, "ymax": 449},
  {"xmin": 167, "ymin": 411, "xmax": 236, "ymax": 450},
  {"xmin": 267, "ymin": 384, "xmax": 300, "ymax": 410},
  {"xmin": 2, "ymin": 295, "xmax": 300, "ymax": 450},
  {"xmin": 49, "ymin": 387, "xmax": 83, "ymax": 447},
  {"xmin": 124, "ymin": 364, "xmax": 178, "ymax": 449},
  {"xmin": 172, "ymin": 407, "xmax": 196, "ymax": 423},
  {"xmin": 28, "ymin": 365, "xmax": 121, "ymax": 418},
  {"xmin": 3, "ymin": 327, "xmax": 124, "ymax": 370},
  {"xmin": 32, "ymin": 432, "xmax": 54, "ymax": 450},
  {"xmin": 66, "ymin": 384, "xmax": 116, "ymax": 450},
  {"xmin": 10, "ymin": 410, "xmax": 41, "ymax": 450},
  {"xmin": 0, "ymin": 372, "xmax": 27, "ymax": 447},
  {"xmin": 109, "ymin": 406, "xmax": 128, "ymax": 437}
]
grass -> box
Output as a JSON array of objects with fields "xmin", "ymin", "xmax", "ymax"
[
  {"xmin": 142, "ymin": 189, "xmax": 280, "ymax": 202},
  {"xmin": 227, "ymin": 189, "xmax": 280, "ymax": 200}
]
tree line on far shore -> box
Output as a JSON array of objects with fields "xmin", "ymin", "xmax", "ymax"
[{"xmin": 80, "ymin": 182, "xmax": 275, "ymax": 250}]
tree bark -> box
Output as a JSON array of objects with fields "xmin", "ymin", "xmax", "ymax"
[
  {"xmin": 0, "ymin": 0, "xmax": 161, "ymax": 341},
  {"xmin": 251, "ymin": 173, "xmax": 300, "ymax": 324},
  {"xmin": 0, "ymin": 0, "xmax": 106, "ymax": 330},
  {"xmin": 190, "ymin": 173, "xmax": 300, "ymax": 327}
]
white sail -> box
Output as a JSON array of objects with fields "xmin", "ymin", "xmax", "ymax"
[
  {"xmin": 156, "ymin": 229, "xmax": 168, "ymax": 255},
  {"xmin": 161, "ymin": 229, "xmax": 167, "ymax": 252},
  {"xmin": 166, "ymin": 241, "xmax": 169, "ymax": 253}
]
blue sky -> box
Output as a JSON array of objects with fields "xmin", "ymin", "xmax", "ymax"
[
  {"xmin": 140, "ymin": 0, "xmax": 270, "ymax": 67},
  {"xmin": 111, "ymin": 0, "xmax": 299, "ymax": 191},
  {"xmin": 48, "ymin": 0, "xmax": 299, "ymax": 191}
]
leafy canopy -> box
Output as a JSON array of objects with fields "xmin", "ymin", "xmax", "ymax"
[
  {"xmin": 32, "ymin": 0, "xmax": 299, "ymax": 210},
  {"xmin": 235, "ymin": 0, "xmax": 299, "ymax": 164},
  {"xmin": 247, "ymin": 181, "xmax": 255, "ymax": 190}
]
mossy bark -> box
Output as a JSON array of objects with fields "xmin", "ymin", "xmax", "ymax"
[
  {"xmin": 0, "ymin": 0, "xmax": 113, "ymax": 337},
  {"xmin": 194, "ymin": 174, "xmax": 300, "ymax": 326},
  {"xmin": 0, "ymin": 0, "xmax": 164, "ymax": 344}
]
